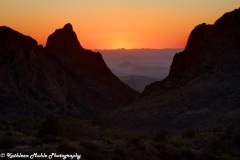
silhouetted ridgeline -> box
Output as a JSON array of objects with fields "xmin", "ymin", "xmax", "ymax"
[{"xmin": 0, "ymin": 23, "xmax": 138, "ymax": 117}]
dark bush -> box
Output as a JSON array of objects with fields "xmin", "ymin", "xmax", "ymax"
[
  {"xmin": 111, "ymin": 154, "xmax": 122, "ymax": 160},
  {"xmin": 181, "ymin": 149, "xmax": 197, "ymax": 160},
  {"xmin": 29, "ymin": 137, "xmax": 42, "ymax": 146},
  {"xmin": 0, "ymin": 136, "xmax": 15, "ymax": 149},
  {"xmin": 113, "ymin": 148, "xmax": 125, "ymax": 157},
  {"xmin": 182, "ymin": 128, "xmax": 196, "ymax": 139},
  {"xmin": 57, "ymin": 141, "xmax": 76, "ymax": 153},
  {"xmin": 38, "ymin": 115, "xmax": 62, "ymax": 138},
  {"xmin": 80, "ymin": 140, "xmax": 99, "ymax": 151},
  {"xmin": 127, "ymin": 136, "xmax": 142, "ymax": 146},
  {"xmin": 207, "ymin": 139, "xmax": 227, "ymax": 154},
  {"xmin": 233, "ymin": 133, "xmax": 240, "ymax": 147},
  {"xmin": 154, "ymin": 130, "xmax": 167, "ymax": 142}
]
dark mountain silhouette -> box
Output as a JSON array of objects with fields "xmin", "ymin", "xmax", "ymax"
[
  {"xmin": 0, "ymin": 24, "xmax": 138, "ymax": 117},
  {"xmin": 143, "ymin": 8, "xmax": 240, "ymax": 95},
  {"xmin": 108, "ymin": 8, "xmax": 240, "ymax": 131}
]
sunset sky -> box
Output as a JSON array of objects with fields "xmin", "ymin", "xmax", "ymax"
[{"xmin": 1, "ymin": 1, "xmax": 240, "ymax": 49}]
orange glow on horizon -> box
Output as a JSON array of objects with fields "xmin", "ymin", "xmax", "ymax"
[{"xmin": 1, "ymin": 1, "xmax": 239, "ymax": 49}]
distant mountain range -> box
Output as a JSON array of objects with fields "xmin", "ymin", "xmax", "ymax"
[
  {"xmin": 0, "ymin": 23, "xmax": 138, "ymax": 117},
  {"xmin": 99, "ymin": 48, "xmax": 183, "ymax": 91},
  {"xmin": 107, "ymin": 8, "xmax": 240, "ymax": 131}
]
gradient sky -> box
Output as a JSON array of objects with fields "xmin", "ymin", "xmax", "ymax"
[{"xmin": 1, "ymin": 0, "xmax": 240, "ymax": 49}]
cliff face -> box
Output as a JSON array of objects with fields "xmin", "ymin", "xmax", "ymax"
[
  {"xmin": 0, "ymin": 24, "xmax": 138, "ymax": 117},
  {"xmin": 142, "ymin": 8, "xmax": 240, "ymax": 96},
  {"xmin": 108, "ymin": 8, "xmax": 240, "ymax": 131}
]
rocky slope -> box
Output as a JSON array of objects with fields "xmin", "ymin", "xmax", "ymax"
[
  {"xmin": 0, "ymin": 24, "xmax": 138, "ymax": 117},
  {"xmin": 143, "ymin": 8, "xmax": 240, "ymax": 96},
  {"xmin": 108, "ymin": 8, "xmax": 240, "ymax": 131}
]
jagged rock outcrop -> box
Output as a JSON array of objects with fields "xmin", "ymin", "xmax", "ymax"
[
  {"xmin": 109, "ymin": 8, "xmax": 240, "ymax": 131},
  {"xmin": 142, "ymin": 8, "xmax": 240, "ymax": 96},
  {"xmin": 0, "ymin": 24, "xmax": 138, "ymax": 117}
]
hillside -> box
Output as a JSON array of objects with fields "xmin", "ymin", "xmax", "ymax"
[{"xmin": 0, "ymin": 24, "xmax": 138, "ymax": 117}]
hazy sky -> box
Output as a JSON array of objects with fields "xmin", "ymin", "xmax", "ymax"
[{"xmin": 1, "ymin": 1, "xmax": 240, "ymax": 49}]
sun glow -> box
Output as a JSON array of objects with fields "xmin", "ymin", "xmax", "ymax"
[
  {"xmin": 1, "ymin": 1, "xmax": 239, "ymax": 49},
  {"xmin": 111, "ymin": 39, "xmax": 132, "ymax": 49}
]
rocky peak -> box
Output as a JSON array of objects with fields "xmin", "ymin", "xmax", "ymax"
[
  {"xmin": 46, "ymin": 23, "xmax": 83, "ymax": 52},
  {"xmin": 45, "ymin": 23, "xmax": 101, "ymax": 76},
  {"xmin": 63, "ymin": 23, "xmax": 73, "ymax": 31}
]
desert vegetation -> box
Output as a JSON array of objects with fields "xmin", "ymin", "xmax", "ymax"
[{"xmin": 1, "ymin": 116, "xmax": 240, "ymax": 160}]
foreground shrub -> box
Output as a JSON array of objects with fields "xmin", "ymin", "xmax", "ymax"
[
  {"xmin": 182, "ymin": 128, "xmax": 196, "ymax": 139},
  {"xmin": 0, "ymin": 136, "xmax": 15, "ymax": 149},
  {"xmin": 57, "ymin": 141, "xmax": 76, "ymax": 153},
  {"xmin": 38, "ymin": 115, "xmax": 62, "ymax": 138},
  {"xmin": 154, "ymin": 130, "xmax": 167, "ymax": 142}
]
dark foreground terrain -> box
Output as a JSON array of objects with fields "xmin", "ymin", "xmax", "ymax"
[{"xmin": 1, "ymin": 116, "xmax": 240, "ymax": 160}]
